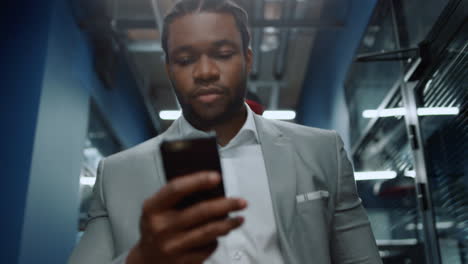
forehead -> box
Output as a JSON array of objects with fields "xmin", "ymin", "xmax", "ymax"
[{"xmin": 167, "ymin": 12, "xmax": 242, "ymax": 52}]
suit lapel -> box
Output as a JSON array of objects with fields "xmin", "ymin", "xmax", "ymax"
[
  {"xmin": 254, "ymin": 115, "xmax": 297, "ymax": 233},
  {"xmin": 157, "ymin": 115, "xmax": 298, "ymax": 231},
  {"xmin": 151, "ymin": 115, "xmax": 298, "ymax": 262},
  {"xmin": 151, "ymin": 119, "xmax": 182, "ymax": 187}
]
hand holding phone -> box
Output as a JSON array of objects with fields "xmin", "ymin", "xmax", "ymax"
[
  {"xmin": 127, "ymin": 137, "xmax": 248, "ymax": 264},
  {"xmin": 160, "ymin": 136, "xmax": 225, "ymax": 209}
]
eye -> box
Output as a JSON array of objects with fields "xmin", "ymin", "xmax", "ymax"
[
  {"xmin": 175, "ymin": 56, "xmax": 195, "ymax": 66},
  {"xmin": 215, "ymin": 51, "xmax": 235, "ymax": 60}
]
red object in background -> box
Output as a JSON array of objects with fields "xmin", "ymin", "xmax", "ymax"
[{"xmin": 246, "ymin": 99, "xmax": 265, "ymax": 115}]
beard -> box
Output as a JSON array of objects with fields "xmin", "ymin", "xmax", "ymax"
[{"xmin": 171, "ymin": 74, "xmax": 248, "ymax": 130}]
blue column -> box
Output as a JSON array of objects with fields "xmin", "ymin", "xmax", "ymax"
[
  {"xmin": 0, "ymin": 1, "xmax": 54, "ymax": 263},
  {"xmin": 296, "ymin": 0, "xmax": 377, "ymax": 147},
  {"xmin": 1, "ymin": 0, "xmax": 155, "ymax": 262}
]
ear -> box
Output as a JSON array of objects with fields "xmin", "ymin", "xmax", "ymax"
[
  {"xmin": 165, "ymin": 60, "xmax": 178, "ymax": 91},
  {"xmin": 245, "ymin": 48, "xmax": 253, "ymax": 74},
  {"xmin": 164, "ymin": 60, "xmax": 171, "ymax": 79}
]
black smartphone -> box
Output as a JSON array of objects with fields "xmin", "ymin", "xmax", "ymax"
[{"xmin": 160, "ymin": 136, "xmax": 225, "ymax": 209}]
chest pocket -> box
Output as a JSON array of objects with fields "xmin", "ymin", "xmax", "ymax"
[{"xmin": 296, "ymin": 190, "xmax": 330, "ymax": 214}]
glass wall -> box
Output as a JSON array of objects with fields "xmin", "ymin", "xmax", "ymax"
[
  {"xmin": 345, "ymin": 0, "xmax": 401, "ymax": 143},
  {"xmin": 353, "ymin": 91, "xmax": 427, "ymax": 263},
  {"xmin": 396, "ymin": 0, "xmax": 449, "ymax": 49},
  {"xmin": 416, "ymin": 22, "xmax": 468, "ymax": 264},
  {"xmin": 345, "ymin": 0, "xmax": 466, "ymax": 263}
]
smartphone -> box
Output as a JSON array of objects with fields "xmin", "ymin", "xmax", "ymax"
[{"xmin": 160, "ymin": 136, "xmax": 225, "ymax": 209}]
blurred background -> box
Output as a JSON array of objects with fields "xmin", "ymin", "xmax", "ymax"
[{"xmin": 1, "ymin": 0, "xmax": 467, "ymax": 263}]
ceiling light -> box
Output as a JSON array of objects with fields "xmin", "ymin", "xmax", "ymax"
[
  {"xmin": 405, "ymin": 221, "xmax": 454, "ymax": 231},
  {"xmin": 159, "ymin": 111, "xmax": 181, "ymax": 120},
  {"xmin": 362, "ymin": 108, "xmax": 406, "ymax": 118},
  {"xmin": 263, "ymin": 111, "xmax": 296, "ymax": 120},
  {"xmin": 160, "ymin": 110, "xmax": 297, "ymax": 121},
  {"xmin": 80, "ymin": 177, "xmax": 96, "ymax": 186},
  {"xmin": 127, "ymin": 41, "xmax": 163, "ymax": 53},
  {"xmin": 404, "ymin": 170, "xmax": 416, "ymax": 178},
  {"xmin": 417, "ymin": 107, "xmax": 459, "ymax": 116},
  {"xmin": 362, "ymin": 107, "xmax": 459, "ymax": 118},
  {"xmin": 264, "ymin": 27, "xmax": 277, "ymax": 34},
  {"xmin": 354, "ymin": 171, "xmax": 397, "ymax": 181}
]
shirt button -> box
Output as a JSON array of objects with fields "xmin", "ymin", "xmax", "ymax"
[{"xmin": 232, "ymin": 251, "xmax": 242, "ymax": 260}]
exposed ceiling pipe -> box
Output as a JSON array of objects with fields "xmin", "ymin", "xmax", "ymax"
[
  {"xmin": 250, "ymin": 0, "xmax": 265, "ymax": 80},
  {"xmin": 112, "ymin": 33, "xmax": 163, "ymax": 132},
  {"xmin": 273, "ymin": 0, "xmax": 296, "ymax": 80},
  {"xmin": 150, "ymin": 0, "xmax": 164, "ymax": 33},
  {"xmin": 269, "ymin": 82, "xmax": 281, "ymax": 109},
  {"xmin": 150, "ymin": 0, "xmax": 181, "ymax": 110},
  {"xmin": 110, "ymin": 0, "xmax": 120, "ymax": 31}
]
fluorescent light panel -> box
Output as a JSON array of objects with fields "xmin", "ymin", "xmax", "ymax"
[
  {"xmin": 160, "ymin": 110, "xmax": 181, "ymax": 120},
  {"xmin": 363, "ymin": 108, "xmax": 406, "ymax": 118},
  {"xmin": 354, "ymin": 171, "xmax": 397, "ymax": 181},
  {"xmin": 80, "ymin": 177, "xmax": 96, "ymax": 186},
  {"xmin": 406, "ymin": 221, "xmax": 454, "ymax": 231},
  {"xmin": 263, "ymin": 110, "xmax": 296, "ymax": 120},
  {"xmin": 417, "ymin": 107, "xmax": 459, "ymax": 116},
  {"xmin": 159, "ymin": 110, "xmax": 296, "ymax": 120},
  {"xmin": 362, "ymin": 107, "xmax": 459, "ymax": 118}
]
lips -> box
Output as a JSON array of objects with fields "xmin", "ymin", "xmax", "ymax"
[
  {"xmin": 197, "ymin": 93, "xmax": 222, "ymax": 103},
  {"xmin": 192, "ymin": 87, "xmax": 224, "ymax": 97},
  {"xmin": 192, "ymin": 87, "xmax": 225, "ymax": 103}
]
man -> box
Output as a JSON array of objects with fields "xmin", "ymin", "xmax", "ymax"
[{"xmin": 69, "ymin": 0, "xmax": 382, "ymax": 263}]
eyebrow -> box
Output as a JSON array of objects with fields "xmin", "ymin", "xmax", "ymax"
[
  {"xmin": 170, "ymin": 39, "xmax": 239, "ymax": 57},
  {"xmin": 212, "ymin": 39, "xmax": 238, "ymax": 49},
  {"xmin": 170, "ymin": 45, "xmax": 194, "ymax": 57}
]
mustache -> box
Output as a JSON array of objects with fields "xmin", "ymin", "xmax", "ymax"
[{"xmin": 190, "ymin": 85, "xmax": 226, "ymax": 98}]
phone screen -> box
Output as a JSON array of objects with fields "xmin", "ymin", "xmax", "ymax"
[{"xmin": 160, "ymin": 136, "xmax": 225, "ymax": 209}]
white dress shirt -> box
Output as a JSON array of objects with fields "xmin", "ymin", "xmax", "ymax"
[
  {"xmin": 114, "ymin": 105, "xmax": 285, "ymax": 264},
  {"xmin": 177, "ymin": 105, "xmax": 285, "ymax": 264}
]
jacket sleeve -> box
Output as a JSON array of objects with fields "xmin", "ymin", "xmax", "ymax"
[
  {"xmin": 330, "ymin": 133, "xmax": 382, "ymax": 264},
  {"xmin": 68, "ymin": 159, "xmax": 128, "ymax": 264}
]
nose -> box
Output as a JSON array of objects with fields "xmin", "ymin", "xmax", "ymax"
[{"xmin": 193, "ymin": 55, "xmax": 220, "ymax": 84}]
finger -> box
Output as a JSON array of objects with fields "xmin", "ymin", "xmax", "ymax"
[
  {"xmin": 144, "ymin": 198, "xmax": 246, "ymax": 238},
  {"xmin": 165, "ymin": 216, "xmax": 244, "ymax": 254},
  {"xmin": 177, "ymin": 241, "xmax": 218, "ymax": 264},
  {"xmin": 144, "ymin": 171, "xmax": 221, "ymax": 213},
  {"xmin": 177, "ymin": 197, "xmax": 247, "ymax": 229}
]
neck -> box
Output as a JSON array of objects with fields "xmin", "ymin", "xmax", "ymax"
[{"xmin": 198, "ymin": 105, "xmax": 247, "ymax": 147}]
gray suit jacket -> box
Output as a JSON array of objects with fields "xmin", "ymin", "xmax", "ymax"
[{"xmin": 69, "ymin": 114, "xmax": 382, "ymax": 264}]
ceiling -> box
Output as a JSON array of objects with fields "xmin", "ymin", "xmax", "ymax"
[{"xmin": 80, "ymin": 0, "xmax": 349, "ymax": 132}]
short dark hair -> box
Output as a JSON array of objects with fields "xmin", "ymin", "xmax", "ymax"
[{"xmin": 162, "ymin": 0, "xmax": 250, "ymax": 60}]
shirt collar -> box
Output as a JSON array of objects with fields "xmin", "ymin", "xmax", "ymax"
[{"xmin": 176, "ymin": 103, "xmax": 259, "ymax": 149}]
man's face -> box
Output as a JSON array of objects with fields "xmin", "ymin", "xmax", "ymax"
[{"xmin": 165, "ymin": 12, "xmax": 252, "ymax": 128}]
